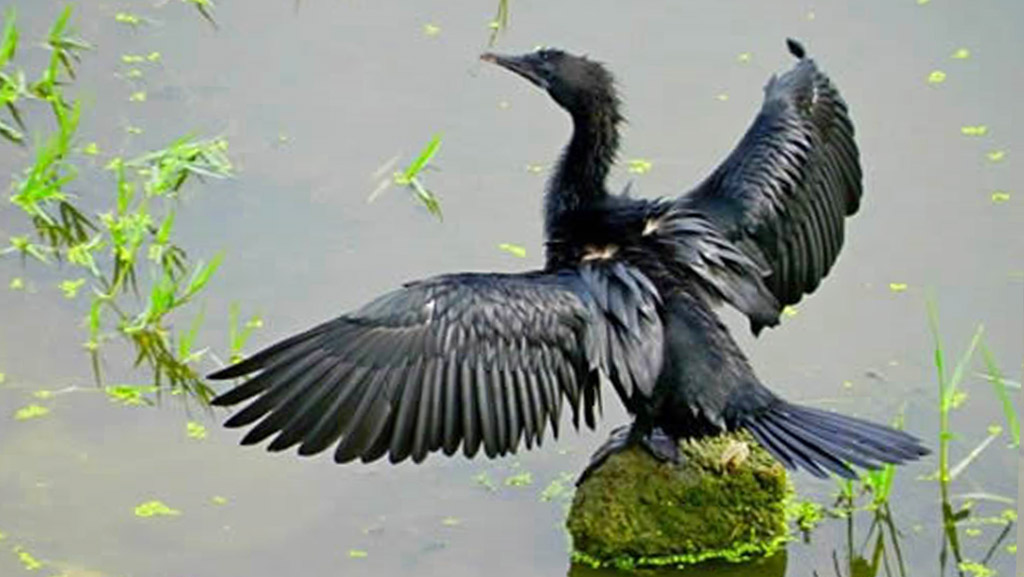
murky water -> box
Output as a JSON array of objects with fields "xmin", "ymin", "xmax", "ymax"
[{"xmin": 1, "ymin": 1, "xmax": 1021, "ymax": 576}]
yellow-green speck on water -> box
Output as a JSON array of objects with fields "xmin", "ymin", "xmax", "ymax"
[
  {"xmin": 961, "ymin": 125, "xmax": 989, "ymax": 136},
  {"xmin": 133, "ymin": 500, "xmax": 181, "ymax": 518},
  {"xmin": 889, "ymin": 282, "xmax": 909, "ymax": 293},
  {"xmin": 627, "ymin": 159, "xmax": 653, "ymax": 174},
  {"xmin": 59, "ymin": 278, "xmax": 86, "ymax": 299},
  {"xmin": 498, "ymin": 243, "xmax": 527, "ymax": 258},
  {"xmin": 14, "ymin": 404, "xmax": 50, "ymax": 420},
  {"xmin": 991, "ymin": 191, "xmax": 1011, "ymax": 203},
  {"xmin": 927, "ymin": 70, "xmax": 947, "ymax": 84},
  {"xmin": 986, "ymin": 150, "xmax": 1006, "ymax": 162},
  {"xmin": 504, "ymin": 471, "xmax": 533, "ymax": 487},
  {"xmin": 186, "ymin": 421, "xmax": 207, "ymax": 439},
  {"xmin": 952, "ymin": 48, "xmax": 971, "ymax": 59},
  {"xmin": 348, "ymin": 549, "xmax": 368, "ymax": 559},
  {"xmin": 13, "ymin": 545, "xmax": 44, "ymax": 570}
]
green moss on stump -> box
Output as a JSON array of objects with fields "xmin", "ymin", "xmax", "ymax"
[{"xmin": 567, "ymin": 431, "xmax": 789, "ymax": 569}]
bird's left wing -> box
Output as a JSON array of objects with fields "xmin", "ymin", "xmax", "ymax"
[
  {"xmin": 677, "ymin": 39, "xmax": 862, "ymax": 334},
  {"xmin": 209, "ymin": 262, "xmax": 663, "ymax": 464}
]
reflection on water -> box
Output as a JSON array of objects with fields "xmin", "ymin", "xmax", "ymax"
[
  {"xmin": 570, "ymin": 551, "xmax": 786, "ymax": 577},
  {"xmin": 0, "ymin": 0, "xmax": 1021, "ymax": 576}
]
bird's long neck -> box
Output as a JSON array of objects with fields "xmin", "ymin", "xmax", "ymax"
[{"xmin": 544, "ymin": 103, "xmax": 621, "ymax": 235}]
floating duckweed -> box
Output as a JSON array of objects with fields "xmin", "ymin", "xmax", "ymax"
[
  {"xmin": 889, "ymin": 282, "xmax": 908, "ymax": 293},
  {"xmin": 782, "ymin": 305, "xmax": 799, "ymax": 317},
  {"xmin": 129, "ymin": 91, "xmax": 146, "ymax": 102},
  {"xmin": 32, "ymin": 390, "xmax": 55, "ymax": 399},
  {"xmin": 952, "ymin": 48, "xmax": 971, "ymax": 60},
  {"xmin": 927, "ymin": 70, "xmax": 947, "ymax": 84},
  {"xmin": 627, "ymin": 159, "xmax": 652, "ymax": 174},
  {"xmin": 210, "ymin": 496, "xmax": 228, "ymax": 505},
  {"xmin": 525, "ymin": 163, "xmax": 545, "ymax": 173},
  {"xmin": 126, "ymin": 125, "xmax": 143, "ymax": 135},
  {"xmin": 806, "ymin": 10, "xmax": 815, "ymax": 20},
  {"xmin": 121, "ymin": 54, "xmax": 145, "ymax": 64},
  {"xmin": 472, "ymin": 472, "xmax": 497, "ymax": 491},
  {"xmin": 186, "ymin": 421, "xmax": 207, "ymax": 439},
  {"xmin": 133, "ymin": 500, "xmax": 181, "ymax": 518},
  {"xmin": 9, "ymin": 277, "xmax": 24, "ymax": 290},
  {"xmin": 986, "ymin": 150, "xmax": 1005, "ymax": 162},
  {"xmin": 13, "ymin": 546, "xmax": 43, "ymax": 570},
  {"xmin": 0, "ymin": 373, "xmax": 5, "ymax": 384},
  {"xmin": 1008, "ymin": 544, "xmax": 1017, "ymax": 554},
  {"xmin": 147, "ymin": 51, "xmax": 161, "ymax": 62},
  {"xmin": 539, "ymin": 473, "xmax": 575, "ymax": 502},
  {"xmin": 348, "ymin": 549, "xmax": 368, "ymax": 559},
  {"xmin": 441, "ymin": 517, "xmax": 461, "ymax": 526},
  {"xmin": 737, "ymin": 52, "xmax": 752, "ymax": 63},
  {"xmin": 842, "ymin": 380, "xmax": 854, "ymax": 389},
  {"xmin": 961, "ymin": 125, "xmax": 988, "ymax": 136},
  {"xmin": 498, "ymin": 243, "xmax": 527, "ymax": 258},
  {"xmin": 957, "ymin": 561, "xmax": 995, "ymax": 577},
  {"xmin": 105, "ymin": 385, "xmax": 158, "ymax": 405},
  {"xmin": 917, "ymin": 0, "xmax": 930, "ymax": 5},
  {"xmin": 990, "ymin": 191, "xmax": 1010, "ymax": 203},
  {"xmin": 14, "ymin": 404, "xmax": 50, "ymax": 420},
  {"xmin": 964, "ymin": 528, "xmax": 982, "ymax": 537},
  {"xmin": 114, "ymin": 12, "xmax": 142, "ymax": 26},
  {"xmin": 504, "ymin": 471, "xmax": 533, "ymax": 487},
  {"xmin": 422, "ymin": 23, "xmax": 440, "ymax": 37},
  {"xmin": 715, "ymin": 93, "xmax": 729, "ymax": 101},
  {"xmin": 59, "ymin": 278, "xmax": 85, "ymax": 299},
  {"xmin": 81, "ymin": 142, "xmax": 100, "ymax": 155}
]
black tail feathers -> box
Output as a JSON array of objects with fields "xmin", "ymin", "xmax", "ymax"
[{"xmin": 741, "ymin": 401, "xmax": 929, "ymax": 479}]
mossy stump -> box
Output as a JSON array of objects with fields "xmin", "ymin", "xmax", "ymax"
[{"xmin": 567, "ymin": 431, "xmax": 789, "ymax": 569}]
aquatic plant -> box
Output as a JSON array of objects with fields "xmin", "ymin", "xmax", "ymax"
[{"xmin": 0, "ymin": 6, "xmax": 237, "ymax": 403}]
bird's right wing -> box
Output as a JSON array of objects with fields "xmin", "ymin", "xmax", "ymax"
[{"xmin": 209, "ymin": 262, "xmax": 663, "ymax": 465}]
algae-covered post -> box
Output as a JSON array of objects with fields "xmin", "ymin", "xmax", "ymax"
[{"xmin": 568, "ymin": 432, "xmax": 789, "ymax": 569}]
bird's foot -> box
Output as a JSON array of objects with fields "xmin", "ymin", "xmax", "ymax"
[
  {"xmin": 638, "ymin": 427, "xmax": 682, "ymax": 465},
  {"xmin": 577, "ymin": 425, "xmax": 682, "ymax": 486}
]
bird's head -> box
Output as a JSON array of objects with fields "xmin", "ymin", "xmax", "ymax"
[{"xmin": 481, "ymin": 48, "xmax": 618, "ymax": 118}]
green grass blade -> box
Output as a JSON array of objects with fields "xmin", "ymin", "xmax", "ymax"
[
  {"xmin": 402, "ymin": 134, "xmax": 442, "ymax": 181},
  {"xmin": 0, "ymin": 8, "xmax": 18, "ymax": 69},
  {"xmin": 979, "ymin": 344, "xmax": 1020, "ymax": 447},
  {"xmin": 944, "ymin": 325, "xmax": 983, "ymax": 411}
]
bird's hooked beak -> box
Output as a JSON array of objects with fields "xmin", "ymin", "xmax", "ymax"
[{"xmin": 480, "ymin": 53, "xmax": 549, "ymax": 90}]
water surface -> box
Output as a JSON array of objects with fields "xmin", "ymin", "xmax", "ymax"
[{"xmin": 0, "ymin": 1, "xmax": 1020, "ymax": 576}]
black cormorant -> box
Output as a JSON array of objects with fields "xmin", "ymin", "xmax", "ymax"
[{"xmin": 209, "ymin": 40, "xmax": 928, "ymax": 480}]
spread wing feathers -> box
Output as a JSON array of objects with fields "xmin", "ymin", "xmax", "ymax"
[
  {"xmin": 645, "ymin": 204, "xmax": 780, "ymax": 332},
  {"xmin": 679, "ymin": 39, "xmax": 862, "ymax": 334},
  {"xmin": 208, "ymin": 262, "xmax": 664, "ymax": 465}
]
